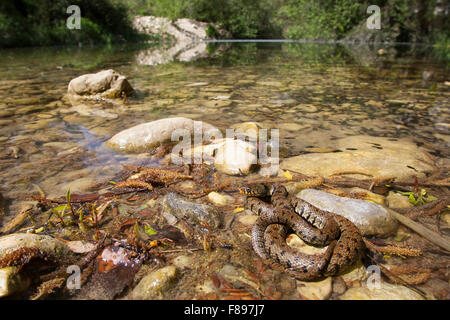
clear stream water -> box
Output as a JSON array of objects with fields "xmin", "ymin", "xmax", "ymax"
[{"xmin": 0, "ymin": 41, "xmax": 448, "ymax": 219}]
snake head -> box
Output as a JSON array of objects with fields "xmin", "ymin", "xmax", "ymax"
[
  {"xmin": 238, "ymin": 184, "xmax": 269, "ymax": 197},
  {"xmin": 238, "ymin": 186, "xmax": 253, "ymax": 195}
]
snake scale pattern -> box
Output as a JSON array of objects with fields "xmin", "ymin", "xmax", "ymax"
[{"xmin": 240, "ymin": 184, "xmax": 365, "ymax": 281}]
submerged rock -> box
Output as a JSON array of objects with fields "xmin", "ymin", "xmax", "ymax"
[
  {"xmin": 172, "ymin": 255, "xmax": 194, "ymax": 270},
  {"xmin": 0, "ymin": 266, "xmax": 30, "ymax": 298},
  {"xmin": 230, "ymin": 122, "xmax": 262, "ymax": 140},
  {"xmin": 68, "ymin": 69, "xmax": 134, "ymax": 99},
  {"xmin": 297, "ymin": 189, "xmax": 398, "ymax": 237},
  {"xmin": 162, "ymin": 192, "xmax": 223, "ymax": 230},
  {"xmin": 0, "ymin": 233, "xmax": 71, "ymax": 259},
  {"xmin": 386, "ymin": 191, "xmax": 414, "ymax": 209},
  {"xmin": 297, "ymin": 277, "xmax": 332, "ymax": 300},
  {"xmin": 281, "ymin": 135, "xmax": 436, "ymax": 181},
  {"xmin": 0, "ymin": 234, "xmax": 72, "ymax": 298},
  {"xmin": 106, "ymin": 117, "xmax": 220, "ymax": 153},
  {"xmin": 131, "ymin": 266, "xmax": 178, "ymax": 300},
  {"xmin": 339, "ymin": 282, "xmax": 425, "ymax": 300},
  {"xmin": 207, "ymin": 192, "xmax": 234, "ymax": 206}
]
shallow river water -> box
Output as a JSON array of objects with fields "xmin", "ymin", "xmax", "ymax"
[
  {"xmin": 0, "ymin": 42, "xmax": 448, "ymax": 299},
  {"xmin": 0, "ymin": 42, "xmax": 448, "ymax": 212}
]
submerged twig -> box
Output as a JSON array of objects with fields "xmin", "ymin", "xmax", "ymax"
[{"xmin": 387, "ymin": 208, "xmax": 450, "ymax": 252}]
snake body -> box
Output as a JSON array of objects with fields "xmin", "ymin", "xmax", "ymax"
[{"xmin": 242, "ymin": 184, "xmax": 365, "ymax": 280}]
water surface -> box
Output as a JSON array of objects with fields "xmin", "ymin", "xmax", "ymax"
[{"xmin": 0, "ymin": 42, "xmax": 448, "ymax": 216}]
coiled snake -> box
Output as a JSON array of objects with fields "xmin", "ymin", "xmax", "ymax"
[{"xmin": 239, "ymin": 184, "xmax": 365, "ymax": 281}]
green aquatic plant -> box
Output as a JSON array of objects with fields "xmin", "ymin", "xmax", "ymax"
[
  {"xmin": 397, "ymin": 189, "xmax": 437, "ymax": 206},
  {"xmin": 52, "ymin": 204, "xmax": 68, "ymax": 227},
  {"xmin": 144, "ymin": 224, "xmax": 157, "ymax": 236}
]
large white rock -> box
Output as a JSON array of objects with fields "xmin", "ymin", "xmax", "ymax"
[
  {"xmin": 281, "ymin": 135, "xmax": 436, "ymax": 181},
  {"xmin": 214, "ymin": 138, "xmax": 258, "ymax": 175},
  {"xmin": 68, "ymin": 69, "xmax": 133, "ymax": 99},
  {"xmin": 106, "ymin": 117, "xmax": 220, "ymax": 153},
  {"xmin": 297, "ymin": 189, "xmax": 398, "ymax": 237}
]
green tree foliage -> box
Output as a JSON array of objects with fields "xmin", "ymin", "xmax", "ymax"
[
  {"xmin": 273, "ymin": 0, "xmax": 363, "ymax": 40},
  {"xmin": 0, "ymin": 0, "xmax": 141, "ymax": 47},
  {"xmin": 1, "ymin": 0, "xmax": 448, "ymax": 47}
]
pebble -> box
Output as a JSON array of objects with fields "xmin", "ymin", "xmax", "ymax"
[
  {"xmin": 172, "ymin": 255, "xmax": 193, "ymax": 269},
  {"xmin": 207, "ymin": 192, "xmax": 234, "ymax": 206},
  {"xmin": 386, "ymin": 191, "xmax": 413, "ymax": 208},
  {"xmin": 218, "ymin": 264, "xmax": 258, "ymax": 290},
  {"xmin": 185, "ymin": 82, "xmax": 208, "ymax": 87},
  {"xmin": 162, "ymin": 192, "xmax": 223, "ymax": 230},
  {"xmin": 231, "ymin": 122, "xmax": 261, "ymax": 139},
  {"xmin": 203, "ymin": 100, "xmax": 232, "ymax": 108},
  {"xmin": 297, "ymin": 277, "xmax": 332, "ymax": 300},
  {"xmin": 278, "ymin": 122, "xmax": 306, "ymax": 131},
  {"xmin": 57, "ymin": 177, "xmax": 95, "ymax": 194},
  {"xmin": 332, "ymin": 277, "xmax": 347, "ymax": 295},
  {"xmin": 295, "ymin": 104, "xmax": 318, "ymax": 113},
  {"xmin": 0, "ymin": 266, "xmax": 31, "ymax": 298},
  {"xmin": 339, "ymin": 282, "xmax": 425, "ymax": 300},
  {"xmin": 340, "ymin": 261, "xmax": 367, "ymax": 283},
  {"xmin": 237, "ymin": 214, "xmax": 258, "ymax": 226},
  {"xmin": 195, "ymin": 280, "xmax": 216, "ymax": 294},
  {"xmin": 131, "ymin": 266, "xmax": 178, "ymax": 300}
]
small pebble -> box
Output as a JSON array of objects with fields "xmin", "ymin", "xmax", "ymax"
[
  {"xmin": 386, "ymin": 191, "xmax": 413, "ymax": 209},
  {"xmin": 297, "ymin": 277, "xmax": 332, "ymax": 300},
  {"xmin": 208, "ymin": 192, "xmax": 234, "ymax": 206},
  {"xmin": 238, "ymin": 214, "xmax": 258, "ymax": 226},
  {"xmin": 172, "ymin": 255, "xmax": 193, "ymax": 269},
  {"xmin": 131, "ymin": 266, "xmax": 178, "ymax": 300},
  {"xmin": 332, "ymin": 277, "xmax": 347, "ymax": 295}
]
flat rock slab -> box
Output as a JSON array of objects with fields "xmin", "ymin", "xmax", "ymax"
[
  {"xmin": 281, "ymin": 135, "xmax": 436, "ymax": 181},
  {"xmin": 297, "ymin": 189, "xmax": 398, "ymax": 237}
]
